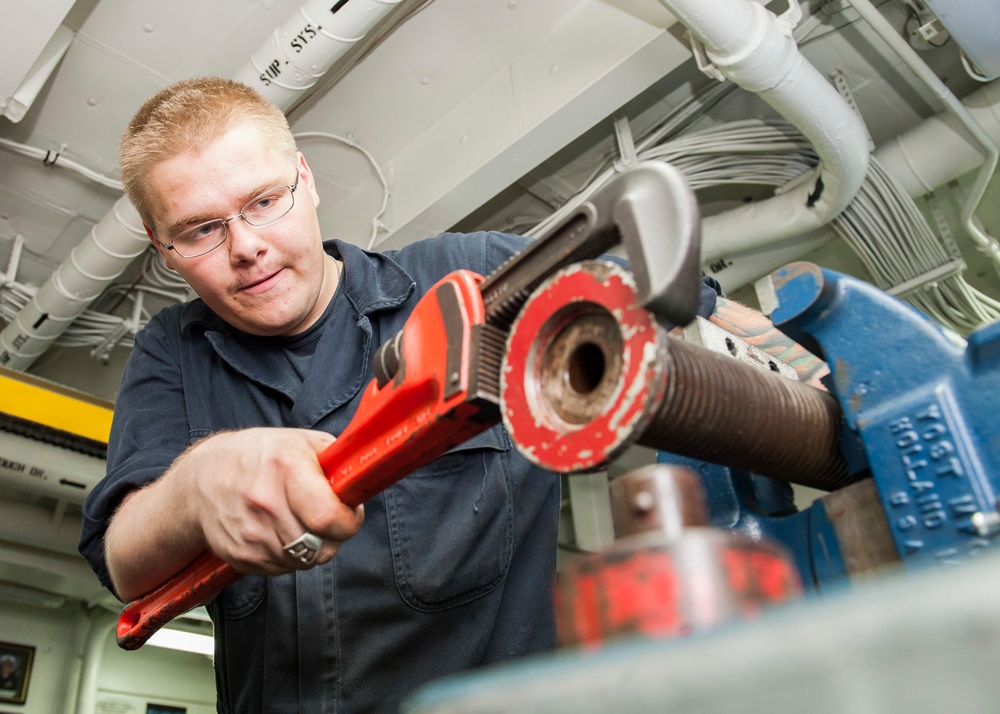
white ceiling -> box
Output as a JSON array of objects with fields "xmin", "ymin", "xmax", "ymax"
[{"xmin": 0, "ymin": 0, "xmax": 998, "ymax": 611}]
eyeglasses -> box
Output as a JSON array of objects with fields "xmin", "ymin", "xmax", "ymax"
[{"xmin": 155, "ymin": 172, "xmax": 299, "ymax": 258}]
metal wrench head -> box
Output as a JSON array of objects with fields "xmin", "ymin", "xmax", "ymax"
[{"xmin": 479, "ymin": 161, "xmax": 702, "ymax": 330}]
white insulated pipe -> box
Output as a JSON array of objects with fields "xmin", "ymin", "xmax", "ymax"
[
  {"xmin": 0, "ymin": 0, "xmax": 403, "ymax": 370},
  {"xmin": 876, "ymin": 82, "xmax": 1000, "ymax": 196},
  {"xmin": 233, "ymin": 0, "xmax": 404, "ymax": 111},
  {"xmin": 62, "ymin": 609, "xmax": 91, "ymax": 714},
  {"xmin": 655, "ymin": 0, "xmax": 870, "ymax": 265},
  {"xmin": 0, "ymin": 196, "xmax": 147, "ymax": 370},
  {"xmin": 847, "ymin": 0, "xmax": 1000, "ymax": 268},
  {"xmin": 73, "ymin": 611, "xmax": 116, "ymax": 714}
]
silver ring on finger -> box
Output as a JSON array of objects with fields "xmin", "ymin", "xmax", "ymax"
[{"xmin": 282, "ymin": 531, "xmax": 322, "ymax": 565}]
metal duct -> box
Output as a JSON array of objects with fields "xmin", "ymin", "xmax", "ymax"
[
  {"xmin": 0, "ymin": 364, "xmax": 109, "ymax": 501},
  {"xmin": 0, "ymin": 365, "xmax": 112, "ymax": 448}
]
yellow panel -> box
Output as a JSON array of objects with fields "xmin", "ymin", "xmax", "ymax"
[{"xmin": 0, "ymin": 367, "xmax": 113, "ymax": 444}]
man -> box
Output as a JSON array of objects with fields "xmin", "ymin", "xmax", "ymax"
[
  {"xmin": 0, "ymin": 655, "xmax": 20, "ymax": 695},
  {"xmin": 80, "ymin": 77, "xmax": 720, "ymax": 712}
]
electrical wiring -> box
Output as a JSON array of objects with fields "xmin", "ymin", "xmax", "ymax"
[
  {"xmin": 0, "ymin": 138, "xmax": 124, "ymax": 192},
  {"xmin": 293, "ymin": 131, "xmax": 392, "ymax": 250},
  {"xmin": 526, "ymin": 115, "xmax": 997, "ymax": 335}
]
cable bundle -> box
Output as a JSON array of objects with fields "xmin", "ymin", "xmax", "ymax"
[{"xmin": 527, "ymin": 117, "xmax": 998, "ymax": 335}]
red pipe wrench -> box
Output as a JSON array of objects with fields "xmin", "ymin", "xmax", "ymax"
[
  {"xmin": 115, "ymin": 161, "xmax": 701, "ymax": 649},
  {"xmin": 116, "ymin": 270, "xmax": 498, "ymax": 648}
]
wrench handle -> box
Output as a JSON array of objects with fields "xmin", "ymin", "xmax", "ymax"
[{"xmin": 116, "ymin": 551, "xmax": 239, "ymax": 649}]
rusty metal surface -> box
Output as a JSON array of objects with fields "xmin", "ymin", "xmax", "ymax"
[
  {"xmin": 501, "ymin": 261, "xmax": 669, "ymax": 473},
  {"xmin": 610, "ymin": 465, "xmax": 708, "ymax": 542},
  {"xmin": 503, "ymin": 261, "xmax": 853, "ymax": 490},
  {"xmin": 821, "ymin": 479, "xmax": 902, "ymax": 578},
  {"xmin": 556, "ymin": 465, "xmax": 801, "ymax": 649},
  {"xmin": 644, "ymin": 336, "xmax": 852, "ymax": 490}
]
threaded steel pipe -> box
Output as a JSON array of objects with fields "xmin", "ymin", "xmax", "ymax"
[{"xmin": 502, "ymin": 261, "xmax": 853, "ymax": 491}]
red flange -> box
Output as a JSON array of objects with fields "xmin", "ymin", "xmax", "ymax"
[
  {"xmin": 501, "ymin": 260, "xmax": 667, "ymax": 472},
  {"xmin": 555, "ymin": 531, "xmax": 803, "ymax": 647}
]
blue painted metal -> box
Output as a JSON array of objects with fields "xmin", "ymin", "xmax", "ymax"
[
  {"xmin": 657, "ymin": 452, "xmax": 849, "ymax": 593},
  {"xmin": 767, "ymin": 262, "xmax": 1000, "ymax": 569}
]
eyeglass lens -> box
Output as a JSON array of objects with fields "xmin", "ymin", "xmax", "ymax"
[{"xmin": 169, "ymin": 184, "xmax": 296, "ymax": 257}]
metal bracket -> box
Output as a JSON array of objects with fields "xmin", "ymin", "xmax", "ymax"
[
  {"xmin": 612, "ymin": 114, "xmax": 638, "ymax": 171},
  {"xmin": 686, "ymin": 31, "xmax": 726, "ymax": 82}
]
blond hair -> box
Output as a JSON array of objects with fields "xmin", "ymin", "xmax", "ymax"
[{"xmin": 120, "ymin": 77, "xmax": 298, "ymax": 223}]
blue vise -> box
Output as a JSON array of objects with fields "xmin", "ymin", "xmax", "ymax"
[
  {"xmin": 663, "ymin": 261, "xmax": 1000, "ymax": 589},
  {"xmin": 767, "ymin": 261, "xmax": 1000, "ymax": 571}
]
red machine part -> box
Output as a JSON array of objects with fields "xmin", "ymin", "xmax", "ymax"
[
  {"xmin": 555, "ymin": 465, "xmax": 801, "ymax": 648},
  {"xmin": 501, "ymin": 261, "xmax": 669, "ymax": 473},
  {"xmin": 501, "ymin": 260, "xmax": 851, "ymax": 490}
]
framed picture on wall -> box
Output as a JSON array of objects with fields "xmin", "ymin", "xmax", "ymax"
[{"xmin": 0, "ymin": 641, "xmax": 34, "ymax": 705}]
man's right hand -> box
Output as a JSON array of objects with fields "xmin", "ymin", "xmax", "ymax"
[{"xmin": 105, "ymin": 427, "xmax": 365, "ymax": 601}]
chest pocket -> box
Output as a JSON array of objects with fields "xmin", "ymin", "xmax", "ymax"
[{"xmin": 384, "ymin": 426, "xmax": 513, "ymax": 611}]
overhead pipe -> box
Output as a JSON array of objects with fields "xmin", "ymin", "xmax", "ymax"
[
  {"xmin": 847, "ymin": 0, "xmax": 1000, "ymax": 268},
  {"xmin": 0, "ymin": 0, "xmax": 404, "ymax": 371},
  {"xmin": 705, "ymin": 81, "xmax": 1000, "ymax": 292},
  {"xmin": 876, "ymin": 81, "xmax": 1000, "ymax": 197},
  {"xmin": 0, "ymin": 197, "xmax": 147, "ymax": 370},
  {"xmin": 62, "ymin": 607, "xmax": 91, "ymax": 714},
  {"xmin": 653, "ymin": 0, "xmax": 870, "ymax": 265},
  {"xmin": 73, "ymin": 610, "xmax": 116, "ymax": 714},
  {"xmin": 233, "ymin": 0, "xmax": 404, "ymax": 111}
]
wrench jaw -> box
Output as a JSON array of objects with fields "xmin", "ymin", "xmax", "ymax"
[
  {"xmin": 604, "ymin": 163, "xmax": 702, "ymax": 326},
  {"xmin": 480, "ymin": 161, "xmax": 702, "ymax": 331},
  {"xmin": 501, "ymin": 261, "xmax": 670, "ymax": 474}
]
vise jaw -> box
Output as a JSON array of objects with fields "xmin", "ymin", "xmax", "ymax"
[{"xmin": 758, "ymin": 261, "xmax": 1000, "ymax": 569}]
